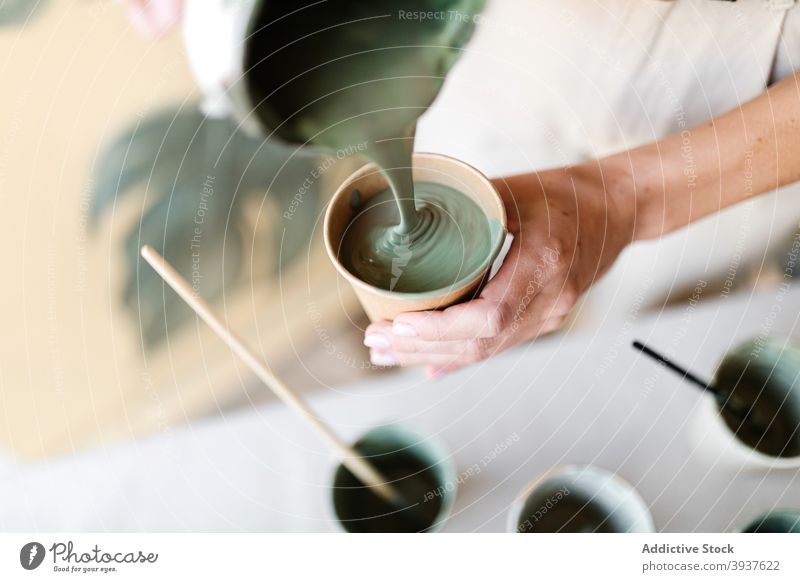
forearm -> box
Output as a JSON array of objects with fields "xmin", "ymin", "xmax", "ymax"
[{"xmin": 597, "ymin": 71, "xmax": 800, "ymax": 241}]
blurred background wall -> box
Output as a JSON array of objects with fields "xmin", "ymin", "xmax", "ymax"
[{"xmin": 0, "ymin": 1, "xmax": 373, "ymax": 460}]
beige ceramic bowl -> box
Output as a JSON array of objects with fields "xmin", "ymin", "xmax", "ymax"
[{"xmin": 323, "ymin": 152, "xmax": 507, "ymax": 322}]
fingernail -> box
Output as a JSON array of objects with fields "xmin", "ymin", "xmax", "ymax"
[
  {"xmin": 426, "ymin": 367, "xmax": 447, "ymax": 380},
  {"xmin": 128, "ymin": 8, "xmax": 159, "ymax": 37},
  {"xmin": 151, "ymin": 11, "xmax": 176, "ymax": 35},
  {"xmin": 364, "ymin": 334, "xmax": 391, "ymax": 349},
  {"xmin": 153, "ymin": 0, "xmax": 181, "ymax": 30},
  {"xmin": 371, "ymin": 352, "xmax": 398, "ymax": 367},
  {"xmin": 392, "ymin": 322, "xmax": 418, "ymax": 337}
]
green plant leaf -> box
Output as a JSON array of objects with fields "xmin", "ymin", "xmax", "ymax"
[
  {"xmin": 0, "ymin": 0, "xmax": 48, "ymax": 27},
  {"xmin": 90, "ymin": 105, "xmax": 323, "ymax": 346}
]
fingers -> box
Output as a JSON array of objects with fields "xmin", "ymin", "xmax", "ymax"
[
  {"xmin": 370, "ymin": 350, "xmax": 472, "ymax": 369},
  {"xmin": 362, "ymin": 205, "xmax": 575, "ymax": 373},
  {"xmin": 362, "ymin": 242, "xmax": 569, "ymax": 372},
  {"xmin": 368, "ymin": 334, "xmax": 501, "ymax": 362},
  {"xmin": 380, "ymin": 245, "xmax": 562, "ymax": 345},
  {"xmin": 123, "ymin": 0, "xmax": 182, "ymax": 37},
  {"xmin": 366, "ymin": 316, "xmax": 565, "ymax": 371},
  {"xmin": 385, "ymin": 225, "xmax": 561, "ymax": 343},
  {"xmin": 365, "ymin": 321, "xmax": 493, "ymax": 355},
  {"xmin": 390, "ymin": 298, "xmax": 509, "ymax": 342}
]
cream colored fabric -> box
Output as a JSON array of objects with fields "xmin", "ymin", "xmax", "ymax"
[
  {"xmin": 774, "ymin": 2, "xmax": 800, "ymax": 81},
  {"xmin": 416, "ymin": 0, "xmax": 800, "ymax": 324}
]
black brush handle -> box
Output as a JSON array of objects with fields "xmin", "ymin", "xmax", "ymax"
[
  {"xmin": 631, "ymin": 340, "xmax": 752, "ymax": 422},
  {"xmin": 632, "ymin": 341, "xmax": 717, "ymax": 394}
]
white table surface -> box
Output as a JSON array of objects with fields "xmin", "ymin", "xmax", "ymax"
[{"xmin": 2, "ymin": 285, "xmax": 799, "ymax": 532}]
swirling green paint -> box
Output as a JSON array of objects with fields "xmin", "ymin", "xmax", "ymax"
[{"xmin": 340, "ymin": 182, "xmax": 500, "ymax": 293}]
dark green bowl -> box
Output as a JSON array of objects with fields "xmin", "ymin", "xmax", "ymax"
[
  {"xmin": 331, "ymin": 424, "xmax": 456, "ymax": 533},
  {"xmin": 508, "ymin": 466, "xmax": 654, "ymax": 533},
  {"xmin": 714, "ymin": 338, "xmax": 800, "ymax": 459},
  {"xmin": 741, "ymin": 510, "xmax": 800, "ymax": 533}
]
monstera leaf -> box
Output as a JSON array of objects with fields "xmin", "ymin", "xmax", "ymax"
[
  {"xmin": 90, "ymin": 105, "xmax": 321, "ymax": 345},
  {"xmin": 0, "ymin": 0, "xmax": 48, "ymax": 26}
]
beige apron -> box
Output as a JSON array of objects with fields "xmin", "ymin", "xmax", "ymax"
[{"xmin": 417, "ymin": 0, "xmax": 800, "ymax": 324}]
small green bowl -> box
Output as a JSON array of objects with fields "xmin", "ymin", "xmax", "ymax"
[
  {"xmin": 710, "ymin": 337, "xmax": 800, "ymax": 464},
  {"xmin": 331, "ymin": 424, "xmax": 456, "ymax": 533},
  {"xmin": 507, "ymin": 465, "xmax": 654, "ymax": 533},
  {"xmin": 741, "ymin": 510, "xmax": 800, "ymax": 533}
]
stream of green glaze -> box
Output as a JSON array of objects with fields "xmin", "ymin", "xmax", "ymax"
[{"xmin": 244, "ymin": 1, "xmax": 501, "ymax": 293}]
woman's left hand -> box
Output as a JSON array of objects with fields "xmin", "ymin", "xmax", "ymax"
[{"xmin": 363, "ymin": 164, "xmax": 636, "ymax": 378}]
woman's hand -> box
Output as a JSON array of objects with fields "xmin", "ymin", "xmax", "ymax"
[
  {"xmin": 121, "ymin": 0, "xmax": 183, "ymax": 37},
  {"xmin": 363, "ymin": 70, "xmax": 800, "ymax": 377},
  {"xmin": 364, "ymin": 163, "xmax": 636, "ymax": 377}
]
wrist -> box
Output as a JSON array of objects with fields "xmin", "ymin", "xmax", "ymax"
[
  {"xmin": 570, "ymin": 155, "xmax": 653, "ymax": 246},
  {"xmin": 589, "ymin": 150, "xmax": 667, "ymax": 242}
]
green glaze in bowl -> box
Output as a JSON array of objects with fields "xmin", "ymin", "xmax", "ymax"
[
  {"xmin": 741, "ymin": 510, "xmax": 800, "ymax": 533},
  {"xmin": 332, "ymin": 424, "xmax": 456, "ymax": 533},
  {"xmin": 714, "ymin": 338, "xmax": 800, "ymax": 459},
  {"xmin": 507, "ymin": 466, "xmax": 654, "ymax": 533}
]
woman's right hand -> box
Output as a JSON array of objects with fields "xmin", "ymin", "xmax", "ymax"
[{"xmin": 121, "ymin": 0, "xmax": 183, "ymax": 37}]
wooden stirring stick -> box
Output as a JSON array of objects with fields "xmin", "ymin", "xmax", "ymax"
[{"xmin": 140, "ymin": 245, "xmax": 403, "ymax": 506}]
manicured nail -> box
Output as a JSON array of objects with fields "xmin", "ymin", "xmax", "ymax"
[
  {"xmin": 153, "ymin": 0, "xmax": 181, "ymax": 30},
  {"xmin": 371, "ymin": 352, "xmax": 398, "ymax": 367},
  {"xmin": 392, "ymin": 322, "xmax": 418, "ymax": 337},
  {"xmin": 128, "ymin": 8, "xmax": 159, "ymax": 37},
  {"xmin": 364, "ymin": 334, "xmax": 391, "ymax": 349},
  {"xmin": 152, "ymin": 13, "xmax": 177, "ymax": 35}
]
